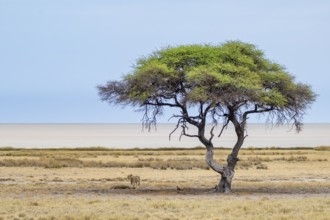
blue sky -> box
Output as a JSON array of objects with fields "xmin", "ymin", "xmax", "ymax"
[{"xmin": 0, "ymin": 0, "xmax": 329, "ymax": 123}]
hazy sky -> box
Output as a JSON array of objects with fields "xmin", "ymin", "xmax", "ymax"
[{"xmin": 1, "ymin": 0, "xmax": 329, "ymax": 123}]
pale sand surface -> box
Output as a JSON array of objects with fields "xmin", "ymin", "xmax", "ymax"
[{"xmin": 0, "ymin": 123, "xmax": 329, "ymax": 148}]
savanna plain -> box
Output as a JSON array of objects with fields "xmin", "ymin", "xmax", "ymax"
[{"xmin": 0, "ymin": 147, "xmax": 329, "ymax": 220}]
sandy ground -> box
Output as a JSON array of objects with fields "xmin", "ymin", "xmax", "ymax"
[{"xmin": 0, "ymin": 148, "xmax": 329, "ymax": 219}]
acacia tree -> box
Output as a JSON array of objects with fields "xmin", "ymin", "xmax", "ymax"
[{"xmin": 98, "ymin": 41, "xmax": 316, "ymax": 193}]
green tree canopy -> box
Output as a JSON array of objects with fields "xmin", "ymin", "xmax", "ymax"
[{"xmin": 98, "ymin": 41, "xmax": 316, "ymax": 193}]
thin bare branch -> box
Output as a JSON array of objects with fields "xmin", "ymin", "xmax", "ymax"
[
  {"xmin": 180, "ymin": 125, "xmax": 199, "ymax": 140},
  {"xmin": 218, "ymin": 119, "xmax": 230, "ymax": 138},
  {"xmin": 144, "ymin": 101, "xmax": 178, "ymax": 108},
  {"xmin": 209, "ymin": 125, "xmax": 216, "ymax": 142},
  {"xmin": 169, "ymin": 118, "xmax": 184, "ymax": 140},
  {"xmin": 242, "ymin": 105, "xmax": 274, "ymax": 128}
]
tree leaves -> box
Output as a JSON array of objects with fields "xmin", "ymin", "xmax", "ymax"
[{"xmin": 98, "ymin": 41, "xmax": 316, "ymax": 132}]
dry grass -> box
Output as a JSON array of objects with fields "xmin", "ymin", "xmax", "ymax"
[
  {"xmin": 0, "ymin": 147, "xmax": 329, "ymax": 219},
  {"xmin": 0, "ymin": 195, "xmax": 329, "ymax": 220},
  {"xmin": 1, "ymin": 147, "xmax": 328, "ymax": 169}
]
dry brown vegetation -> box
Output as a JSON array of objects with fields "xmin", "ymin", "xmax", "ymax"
[{"xmin": 0, "ymin": 147, "xmax": 329, "ymax": 219}]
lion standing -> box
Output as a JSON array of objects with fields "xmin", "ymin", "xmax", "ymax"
[{"xmin": 127, "ymin": 174, "xmax": 140, "ymax": 188}]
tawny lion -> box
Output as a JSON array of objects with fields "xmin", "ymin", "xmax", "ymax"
[{"xmin": 127, "ymin": 174, "xmax": 140, "ymax": 187}]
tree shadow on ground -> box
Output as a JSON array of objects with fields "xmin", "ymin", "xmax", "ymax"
[{"xmin": 78, "ymin": 185, "xmax": 330, "ymax": 196}]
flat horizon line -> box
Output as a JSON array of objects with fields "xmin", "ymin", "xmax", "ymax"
[{"xmin": 0, "ymin": 122, "xmax": 329, "ymax": 125}]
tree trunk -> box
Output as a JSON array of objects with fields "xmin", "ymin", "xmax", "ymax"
[
  {"xmin": 215, "ymin": 155, "xmax": 238, "ymax": 193},
  {"xmin": 200, "ymin": 116, "xmax": 242, "ymax": 193},
  {"xmin": 205, "ymin": 146, "xmax": 239, "ymax": 193},
  {"xmin": 216, "ymin": 169, "xmax": 234, "ymax": 193},
  {"xmin": 213, "ymin": 114, "xmax": 243, "ymax": 193}
]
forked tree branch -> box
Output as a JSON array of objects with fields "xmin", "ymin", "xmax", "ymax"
[
  {"xmin": 180, "ymin": 124, "xmax": 199, "ymax": 140},
  {"xmin": 242, "ymin": 104, "xmax": 274, "ymax": 128}
]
